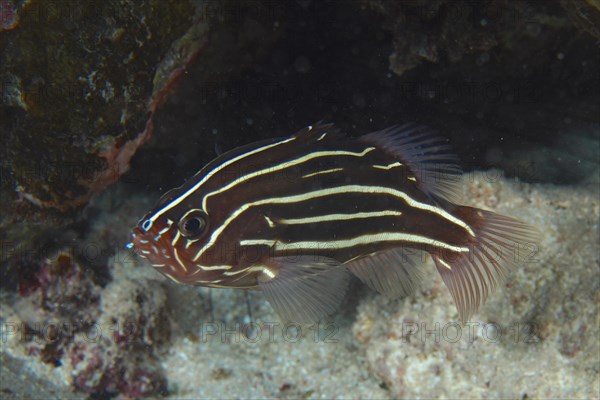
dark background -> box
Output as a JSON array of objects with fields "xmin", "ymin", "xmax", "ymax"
[{"xmin": 128, "ymin": 0, "xmax": 599, "ymax": 199}]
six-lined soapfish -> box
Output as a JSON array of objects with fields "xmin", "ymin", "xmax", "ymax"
[{"xmin": 129, "ymin": 123, "xmax": 538, "ymax": 323}]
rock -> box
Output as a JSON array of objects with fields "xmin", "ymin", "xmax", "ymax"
[
  {"xmin": 561, "ymin": 0, "xmax": 600, "ymax": 39},
  {"xmin": 1, "ymin": 250, "xmax": 170, "ymax": 397},
  {"xmin": 0, "ymin": 0, "xmax": 281, "ymax": 287},
  {"xmin": 0, "ymin": 0, "xmax": 205, "ymax": 290},
  {"xmin": 1, "ymin": 0, "xmax": 203, "ymax": 211}
]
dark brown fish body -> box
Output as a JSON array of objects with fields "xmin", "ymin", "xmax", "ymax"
[{"xmin": 130, "ymin": 123, "xmax": 537, "ymax": 323}]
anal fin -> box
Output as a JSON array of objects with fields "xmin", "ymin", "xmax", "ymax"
[
  {"xmin": 258, "ymin": 256, "xmax": 350, "ymax": 324},
  {"xmin": 345, "ymin": 247, "xmax": 426, "ymax": 299}
]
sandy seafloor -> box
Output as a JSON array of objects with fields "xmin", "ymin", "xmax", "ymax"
[{"xmin": 1, "ymin": 164, "xmax": 598, "ymax": 398}]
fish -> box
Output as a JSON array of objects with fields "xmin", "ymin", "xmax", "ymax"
[{"xmin": 129, "ymin": 122, "xmax": 538, "ymax": 323}]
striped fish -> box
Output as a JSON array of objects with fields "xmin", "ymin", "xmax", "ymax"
[{"xmin": 129, "ymin": 123, "xmax": 538, "ymax": 323}]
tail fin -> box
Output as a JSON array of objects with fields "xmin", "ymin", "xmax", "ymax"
[{"xmin": 431, "ymin": 207, "xmax": 540, "ymax": 322}]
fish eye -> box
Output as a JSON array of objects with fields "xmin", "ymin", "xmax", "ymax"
[{"xmin": 178, "ymin": 209, "xmax": 208, "ymax": 238}]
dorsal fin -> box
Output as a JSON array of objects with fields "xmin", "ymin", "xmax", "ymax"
[
  {"xmin": 359, "ymin": 124, "xmax": 463, "ymax": 203},
  {"xmin": 293, "ymin": 121, "xmax": 344, "ymax": 142}
]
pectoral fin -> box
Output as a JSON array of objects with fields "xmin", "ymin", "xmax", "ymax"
[{"xmin": 258, "ymin": 256, "xmax": 350, "ymax": 324}]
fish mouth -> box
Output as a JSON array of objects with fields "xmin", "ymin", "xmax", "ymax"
[
  {"xmin": 128, "ymin": 228, "xmax": 162, "ymax": 261},
  {"xmin": 128, "ymin": 227, "xmax": 185, "ymax": 275}
]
